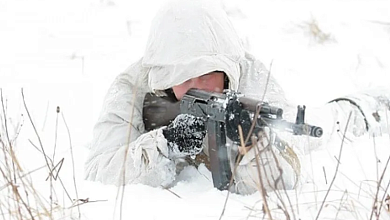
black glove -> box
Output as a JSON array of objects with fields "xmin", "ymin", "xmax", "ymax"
[
  {"xmin": 162, "ymin": 114, "xmax": 206, "ymax": 158},
  {"xmin": 225, "ymin": 95, "xmax": 256, "ymax": 145}
]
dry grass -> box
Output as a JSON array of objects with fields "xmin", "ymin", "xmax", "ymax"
[
  {"xmin": 300, "ymin": 16, "xmax": 335, "ymax": 45},
  {"xmin": 0, "ymin": 89, "xmax": 85, "ymax": 220},
  {"xmin": 217, "ymin": 65, "xmax": 390, "ymax": 220},
  {"xmin": 1, "ymin": 84, "xmax": 390, "ymax": 220},
  {"xmin": 241, "ymin": 108, "xmax": 390, "ymax": 220}
]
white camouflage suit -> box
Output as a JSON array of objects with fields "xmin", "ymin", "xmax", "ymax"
[{"xmin": 84, "ymin": 0, "xmax": 390, "ymax": 194}]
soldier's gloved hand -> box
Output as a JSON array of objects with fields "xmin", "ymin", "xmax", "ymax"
[
  {"xmin": 225, "ymin": 95, "xmax": 256, "ymax": 145},
  {"xmin": 162, "ymin": 114, "xmax": 206, "ymax": 158}
]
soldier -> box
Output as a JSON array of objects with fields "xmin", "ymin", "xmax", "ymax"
[{"xmin": 84, "ymin": 0, "xmax": 389, "ymax": 194}]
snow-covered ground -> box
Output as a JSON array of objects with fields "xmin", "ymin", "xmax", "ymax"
[{"xmin": 1, "ymin": 0, "xmax": 390, "ymax": 219}]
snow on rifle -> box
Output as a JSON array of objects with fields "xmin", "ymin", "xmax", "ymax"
[{"xmin": 143, "ymin": 89, "xmax": 323, "ymax": 190}]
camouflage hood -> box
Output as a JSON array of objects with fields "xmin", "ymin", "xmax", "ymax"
[{"xmin": 142, "ymin": 0, "xmax": 245, "ymax": 94}]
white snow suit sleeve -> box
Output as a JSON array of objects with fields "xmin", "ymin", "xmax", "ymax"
[{"xmin": 84, "ymin": 59, "xmax": 176, "ymax": 187}]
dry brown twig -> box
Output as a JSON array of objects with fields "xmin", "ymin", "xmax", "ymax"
[
  {"xmin": 61, "ymin": 111, "xmax": 81, "ymax": 218},
  {"xmin": 0, "ymin": 88, "xmax": 93, "ymax": 219},
  {"xmin": 115, "ymin": 75, "xmax": 141, "ymax": 220},
  {"xmin": 370, "ymin": 155, "xmax": 390, "ymax": 219},
  {"xmin": 253, "ymin": 140, "xmax": 273, "ymax": 220},
  {"xmin": 220, "ymin": 61, "xmax": 298, "ymax": 220},
  {"xmin": 1, "ymin": 89, "xmax": 42, "ymax": 219},
  {"xmin": 255, "ymin": 130, "xmax": 299, "ymax": 220},
  {"xmin": 267, "ymin": 137, "xmax": 297, "ymax": 220},
  {"xmin": 315, "ymin": 112, "xmax": 352, "ymax": 220}
]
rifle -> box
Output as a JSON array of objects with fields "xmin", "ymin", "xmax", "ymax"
[{"xmin": 143, "ymin": 89, "xmax": 323, "ymax": 190}]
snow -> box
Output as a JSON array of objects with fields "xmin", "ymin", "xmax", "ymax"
[{"xmin": 1, "ymin": 0, "xmax": 390, "ymax": 219}]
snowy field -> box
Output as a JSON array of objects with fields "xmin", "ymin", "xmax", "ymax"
[{"xmin": 1, "ymin": 0, "xmax": 390, "ymax": 219}]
